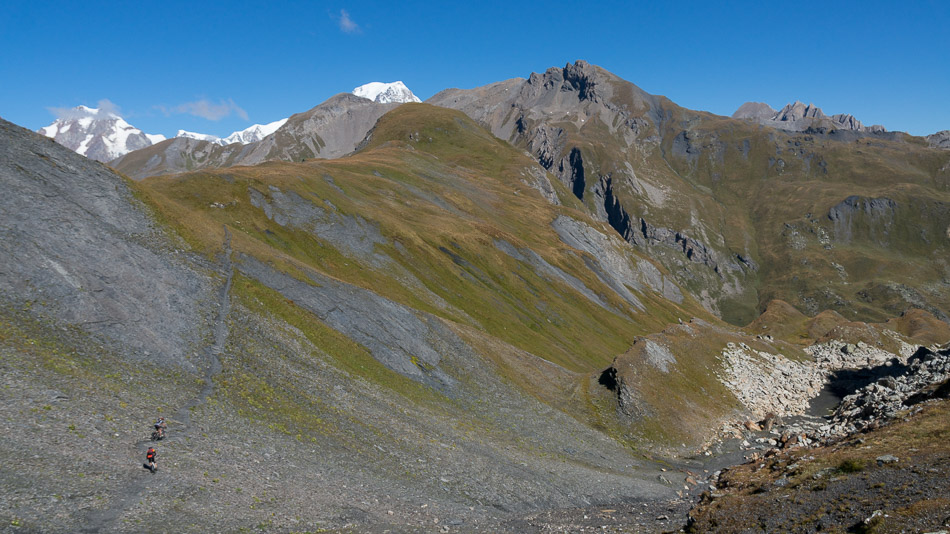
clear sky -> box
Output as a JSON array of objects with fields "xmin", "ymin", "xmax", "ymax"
[{"xmin": 1, "ymin": 0, "xmax": 947, "ymax": 138}]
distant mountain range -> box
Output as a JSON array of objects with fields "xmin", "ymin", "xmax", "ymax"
[
  {"xmin": 176, "ymin": 118, "xmax": 289, "ymax": 146},
  {"xmin": 37, "ymin": 81, "xmax": 422, "ymax": 162},
  {"xmin": 732, "ymin": 101, "xmax": 886, "ymax": 133},
  {"xmin": 40, "ymin": 79, "xmax": 949, "ymax": 166}
]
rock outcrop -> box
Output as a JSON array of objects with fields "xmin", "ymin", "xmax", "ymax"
[
  {"xmin": 732, "ymin": 102, "xmax": 778, "ymax": 121},
  {"xmin": 927, "ymin": 129, "xmax": 950, "ymax": 149},
  {"xmin": 827, "ymin": 195, "xmax": 897, "ymax": 245},
  {"xmin": 819, "ymin": 345, "xmax": 950, "ymax": 439}
]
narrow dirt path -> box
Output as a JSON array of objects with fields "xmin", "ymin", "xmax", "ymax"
[{"xmin": 79, "ymin": 229, "xmax": 233, "ymax": 533}]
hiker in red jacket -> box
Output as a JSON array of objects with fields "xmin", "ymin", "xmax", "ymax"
[{"xmin": 145, "ymin": 447, "xmax": 157, "ymax": 473}]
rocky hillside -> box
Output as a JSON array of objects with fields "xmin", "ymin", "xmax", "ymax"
[
  {"xmin": 429, "ymin": 61, "xmax": 950, "ymax": 326},
  {"xmin": 687, "ymin": 345, "xmax": 950, "ymax": 532},
  {"xmin": 1, "ymin": 119, "xmax": 214, "ymax": 367}
]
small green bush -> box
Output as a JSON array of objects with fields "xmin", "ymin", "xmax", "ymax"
[{"xmin": 838, "ymin": 458, "xmax": 866, "ymax": 473}]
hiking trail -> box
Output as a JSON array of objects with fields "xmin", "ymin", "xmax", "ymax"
[{"xmin": 79, "ymin": 229, "xmax": 233, "ymax": 533}]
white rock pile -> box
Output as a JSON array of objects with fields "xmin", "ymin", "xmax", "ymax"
[
  {"xmin": 718, "ymin": 341, "xmax": 949, "ymax": 454},
  {"xmin": 719, "ymin": 342, "xmax": 824, "ymax": 418}
]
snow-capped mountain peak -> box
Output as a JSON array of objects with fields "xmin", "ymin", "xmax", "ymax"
[
  {"xmin": 222, "ymin": 118, "xmax": 288, "ymax": 144},
  {"xmin": 176, "ymin": 129, "xmax": 221, "ymax": 143},
  {"xmin": 352, "ymin": 81, "xmax": 421, "ymax": 104},
  {"xmin": 75, "ymin": 105, "xmax": 117, "ymax": 119},
  {"xmin": 174, "ymin": 117, "xmax": 289, "ymax": 146},
  {"xmin": 38, "ymin": 105, "xmax": 165, "ymax": 162}
]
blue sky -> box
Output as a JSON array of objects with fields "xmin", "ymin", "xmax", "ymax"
[{"xmin": 1, "ymin": 0, "xmax": 947, "ymax": 137}]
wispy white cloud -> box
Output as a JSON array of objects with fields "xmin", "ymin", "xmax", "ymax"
[
  {"xmin": 48, "ymin": 98, "xmax": 121, "ymax": 119},
  {"xmin": 338, "ymin": 9, "xmax": 360, "ymax": 33},
  {"xmin": 157, "ymin": 98, "xmax": 248, "ymax": 121}
]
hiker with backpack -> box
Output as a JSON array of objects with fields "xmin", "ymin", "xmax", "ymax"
[
  {"xmin": 152, "ymin": 416, "xmax": 167, "ymax": 440},
  {"xmin": 145, "ymin": 447, "xmax": 158, "ymax": 473}
]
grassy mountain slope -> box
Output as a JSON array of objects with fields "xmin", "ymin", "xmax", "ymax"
[
  {"xmin": 136, "ymin": 104, "xmax": 702, "ymax": 374},
  {"xmin": 1, "ymin": 106, "xmax": 740, "ymax": 531}
]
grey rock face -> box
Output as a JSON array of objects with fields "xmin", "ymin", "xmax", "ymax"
[
  {"xmin": 519, "ymin": 165, "xmax": 560, "ymax": 205},
  {"xmin": 255, "ymin": 93, "xmax": 400, "ymax": 163},
  {"xmin": 493, "ymin": 238, "xmax": 615, "ymax": 312},
  {"xmin": 552, "ymin": 215, "xmax": 682, "ymax": 306},
  {"xmin": 641, "ymin": 338, "xmax": 676, "ymax": 373},
  {"xmin": 246, "ymin": 183, "xmax": 461, "ymax": 316},
  {"xmin": 0, "ymin": 118, "xmax": 214, "ymax": 369},
  {"xmin": 927, "ymin": 130, "xmax": 950, "ymax": 149},
  {"xmin": 237, "ymin": 255, "xmax": 457, "ymax": 392},
  {"xmin": 775, "ymin": 101, "xmax": 824, "ymax": 123},
  {"xmin": 429, "ymin": 60, "xmax": 663, "ymax": 149},
  {"xmin": 114, "ymin": 136, "xmax": 255, "ymax": 180},
  {"xmin": 248, "ymin": 186, "xmax": 388, "ymax": 266},
  {"xmin": 827, "ymin": 195, "xmax": 897, "ymax": 245}
]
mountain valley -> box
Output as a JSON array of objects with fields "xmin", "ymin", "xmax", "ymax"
[{"xmin": 3, "ymin": 61, "xmax": 950, "ymax": 532}]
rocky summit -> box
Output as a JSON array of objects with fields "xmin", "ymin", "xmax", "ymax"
[{"xmin": 2, "ymin": 60, "xmax": 950, "ymax": 532}]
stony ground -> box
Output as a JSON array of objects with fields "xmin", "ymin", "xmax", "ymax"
[
  {"xmin": 686, "ymin": 399, "xmax": 950, "ymax": 533},
  {"xmin": 0, "ymin": 275, "xmax": 693, "ymax": 533},
  {"xmin": 6, "ymin": 287, "xmax": 948, "ymax": 533}
]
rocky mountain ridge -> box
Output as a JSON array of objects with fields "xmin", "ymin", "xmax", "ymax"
[
  {"xmin": 430, "ymin": 61, "xmax": 950, "ymax": 326},
  {"xmin": 111, "ymin": 94, "xmax": 401, "ymax": 179},
  {"xmin": 175, "ymin": 117, "xmax": 289, "ymax": 146},
  {"xmin": 928, "ymin": 129, "xmax": 950, "ymax": 149},
  {"xmin": 732, "ymin": 100, "xmax": 886, "ymax": 133}
]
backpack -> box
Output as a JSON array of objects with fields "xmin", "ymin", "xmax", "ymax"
[{"xmin": 147, "ymin": 449, "xmax": 155, "ymax": 460}]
